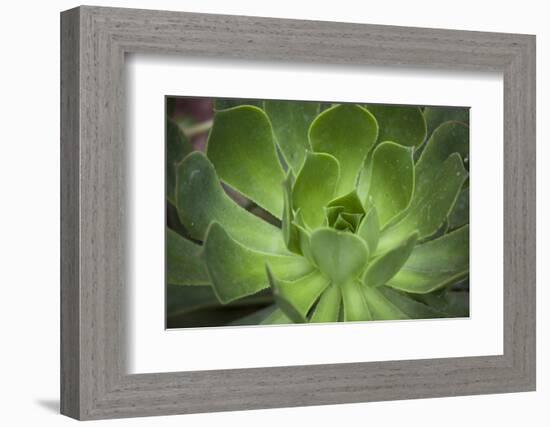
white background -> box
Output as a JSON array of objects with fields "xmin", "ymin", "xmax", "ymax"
[
  {"xmin": 0, "ymin": 0, "xmax": 547, "ymax": 426},
  {"xmin": 128, "ymin": 56, "xmax": 503, "ymax": 373}
]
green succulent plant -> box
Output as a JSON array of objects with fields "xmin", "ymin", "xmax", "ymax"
[{"xmin": 166, "ymin": 100, "xmax": 470, "ymax": 327}]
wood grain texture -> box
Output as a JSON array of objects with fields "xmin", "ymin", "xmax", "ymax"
[
  {"xmin": 60, "ymin": 7, "xmax": 81, "ymax": 419},
  {"xmin": 60, "ymin": 5, "xmax": 536, "ymax": 420}
]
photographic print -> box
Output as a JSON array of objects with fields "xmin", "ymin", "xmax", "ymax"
[{"xmin": 165, "ymin": 97, "xmax": 469, "ymax": 329}]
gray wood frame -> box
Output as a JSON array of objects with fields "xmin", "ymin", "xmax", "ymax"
[{"xmin": 60, "ymin": 5, "xmax": 536, "ymax": 420}]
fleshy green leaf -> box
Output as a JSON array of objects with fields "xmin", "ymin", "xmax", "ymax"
[
  {"xmin": 448, "ymin": 187, "xmax": 469, "ymax": 230},
  {"xmin": 383, "ymin": 121, "xmax": 468, "ymax": 236},
  {"xmin": 282, "ymin": 171, "xmax": 301, "ymax": 254},
  {"xmin": 340, "ymin": 212, "xmax": 363, "ymax": 231},
  {"xmin": 367, "ymin": 141, "xmax": 415, "ymax": 226},
  {"xmin": 293, "ymin": 208, "xmax": 308, "ymax": 228},
  {"xmin": 356, "ymin": 149, "xmax": 374, "ymax": 202},
  {"xmin": 429, "ymin": 218, "xmax": 450, "ymax": 241},
  {"xmin": 167, "ymin": 286, "xmax": 273, "ymax": 328},
  {"xmin": 357, "ymin": 207, "xmax": 380, "ymax": 254},
  {"xmin": 229, "ymin": 305, "xmax": 279, "ymax": 326},
  {"xmin": 310, "ymin": 228, "xmax": 369, "ymax": 285},
  {"xmin": 206, "ymin": 105, "xmax": 285, "ymax": 217},
  {"xmin": 264, "ymin": 100, "xmax": 320, "ymax": 172},
  {"xmin": 406, "ymin": 121, "xmax": 468, "ymax": 223},
  {"xmin": 267, "ymin": 269, "xmax": 330, "ymax": 322},
  {"xmin": 309, "ymin": 104, "xmax": 378, "ymax": 196},
  {"xmin": 363, "ymin": 232, "xmax": 418, "ymax": 288},
  {"xmin": 293, "ymin": 212, "xmax": 315, "ymax": 265},
  {"xmin": 327, "ymin": 190, "xmax": 366, "ymax": 215},
  {"xmin": 325, "ymin": 206, "xmax": 345, "ymax": 227},
  {"xmin": 310, "ymin": 285, "xmax": 341, "ymax": 323},
  {"xmin": 166, "ymin": 119, "xmax": 193, "ymax": 204},
  {"xmin": 442, "ymin": 291, "xmax": 470, "ymax": 317},
  {"xmin": 387, "ymin": 225, "xmax": 469, "ymax": 293},
  {"xmin": 412, "ymin": 287, "xmax": 469, "ymax": 318},
  {"xmin": 214, "ymin": 98, "xmax": 264, "ymax": 110},
  {"xmin": 376, "ymin": 153, "xmax": 467, "ymax": 254},
  {"xmin": 176, "ymin": 152, "xmax": 287, "ymax": 254},
  {"xmin": 166, "ymin": 228, "xmax": 210, "ymax": 285},
  {"xmin": 333, "ymin": 215, "xmax": 353, "ymax": 232},
  {"xmin": 376, "ymin": 287, "xmax": 444, "ymax": 319},
  {"xmin": 376, "ymin": 122, "xmax": 468, "ymax": 246},
  {"xmin": 166, "ymin": 284, "xmax": 220, "ymax": 318},
  {"xmin": 203, "ymin": 222, "xmax": 313, "ymax": 303},
  {"xmin": 424, "ymin": 106, "xmax": 469, "ymax": 137},
  {"xmin": 292, "ymin": 152, "xmax": 340, "ymax": 228},
  {"xmin": 261, "ymin": 308, "xmax": 293, "ymax": 325},
  {"xmin": 362, "ymin": 286, "xmax": 409, "ymax": 320},
  {"xmin": 342, "ymin": 280, "xmax": 372, "ymax": 321},
  {"xmin": 367, "ymin": 105, "xmax": 426, "ymax": 147},
  {"xmin": 416, "ymin": 121, "xmax": 469, "ymax": 190}
]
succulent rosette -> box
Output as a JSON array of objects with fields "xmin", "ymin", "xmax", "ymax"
[{"xmin": 167, "ymin": 100, "xmax": 469, "ymax": 326}]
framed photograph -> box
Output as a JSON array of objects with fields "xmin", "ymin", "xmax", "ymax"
[
  {"xmin": 164, "ymin": 96, "xmax": 471, "ymax": 330},
  {"xmin": 60, "ymin": 6, "xmax": 536, "ymax": 420}
]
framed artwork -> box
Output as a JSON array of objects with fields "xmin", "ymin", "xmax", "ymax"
[
  {"xmin": 165, "ymin": 97, "xmax": 470, "ymax": 329},
  {"xmin": 60, "ymin": 6, "xmax": 536, "ymax": 420}
]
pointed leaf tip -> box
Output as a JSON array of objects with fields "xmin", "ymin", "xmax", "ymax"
[
  {"xmin": 166, "ymin": 228, "xmax": 210, "ymax": 286},
  {"xmin": 387, "ymin": 225, "xmax": 469, "ymax": 294},
  {"xmin": 264, "ymin": 100, "xmax": 320, "ymax": 172},
  {"xmin": 363, "ymin": 231, "xmax": 418, "ymax": 288}
]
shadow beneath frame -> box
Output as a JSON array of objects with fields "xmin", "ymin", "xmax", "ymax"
[{"xmin": 35, "ymin": 399, "xmax": 59, "ymax": 414}]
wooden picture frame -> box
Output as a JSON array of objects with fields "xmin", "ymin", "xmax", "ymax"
[{"xmin": 60, "ymin": 5, "xmax": 536, "ymax": 420}]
